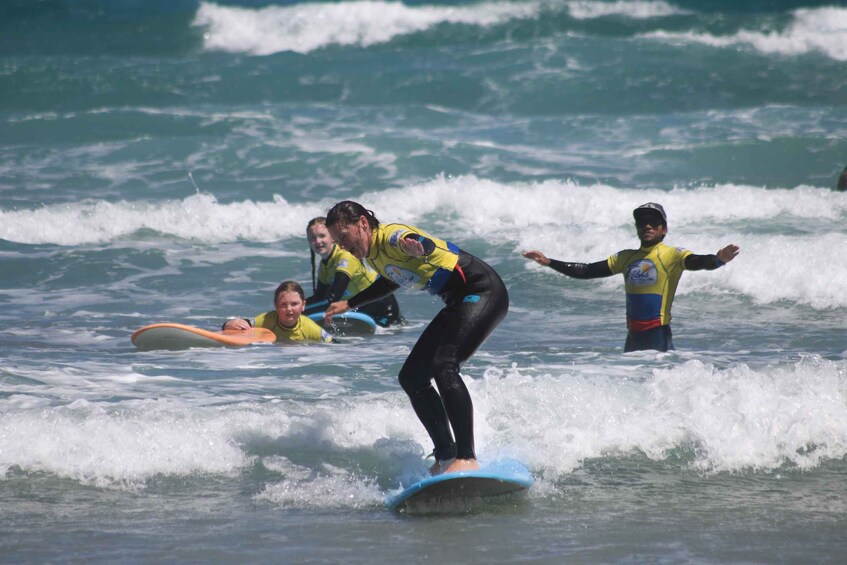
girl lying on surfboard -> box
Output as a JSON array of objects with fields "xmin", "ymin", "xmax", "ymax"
[
  {"xmin": 323, "ymin": 201, "xmax": 509, "ymax": 475},
  {"xmin": 304, "ymin": 216, "xmax": 403, "ymax": 327},
  {"xmin": 223, "ymin": 280, "xmax": 332, "ymax": 343}
]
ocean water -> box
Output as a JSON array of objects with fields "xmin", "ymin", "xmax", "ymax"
[{"xmin": 2, "ymin": 0, "xmax": 847, "ymax": 561}]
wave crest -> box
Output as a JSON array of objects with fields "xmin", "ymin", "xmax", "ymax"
[
  {"xmin": 643, "ymin": 7, "xmax": 847, "ymax": 61},
  {"xmin": 193, "ymin": 0, "xmax": 543, "ymax": 55}
]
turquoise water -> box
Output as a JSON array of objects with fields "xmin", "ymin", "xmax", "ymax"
[{"xmin": 2, "ymin": 1, "xmax": 847, "ymax": 562}]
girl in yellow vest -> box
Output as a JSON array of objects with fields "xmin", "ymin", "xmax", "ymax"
[
  {"xmin": 304, "ymin": 216, "xmax": 402, "ymax": 327},
  {"xmin": 223, "ymin": 280, "xmax": 331, "ymax": 343}
]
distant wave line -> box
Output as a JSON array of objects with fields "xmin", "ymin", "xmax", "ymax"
[
  {"xmin": 192, "ymin": 0, "xmax": 690, "ymax": 56},
  {"xmin": 641, "ymin": 7, "xmax": 847, "ymax": 61}
]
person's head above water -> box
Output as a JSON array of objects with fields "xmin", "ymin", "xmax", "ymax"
[
  {"xmin": 272, "ymin": 280, "xmax": 306, "ymax": 328},
  {"xmin": 633, "ymin": 202, "xmax": 667, "ymax": 226},
  {"xmin": 325, "ymin": 201, "xmax": 380, "ymax": 259},
  {"xmin": 325, "ymin": 201, "xmax": 380, "ymax": 229},
  {"xmin": 633, "ymin": 202, "xmax": 668, "ymax": 246},
  {"xmin": 306, "ymin": 216, "xmax": 333, "ymax": 258}
]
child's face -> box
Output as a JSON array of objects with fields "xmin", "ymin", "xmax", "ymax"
[
  {"xmin": 275, "ymin": 291, "xmax": 305, "ymax": 327},
  {"xmin": 307, "ymin": 224, "xmax": 334, "ymax": 257}
]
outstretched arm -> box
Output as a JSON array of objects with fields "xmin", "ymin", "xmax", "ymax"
[
  {"xmin": 685, "ymin": 244, "xmax": 740, "ymax": 271},
  {"xmin": 523, "ymin": 250, "xmax": 551, "ymax": 266},
  {"xmin": 523, "ymin": 250, "xmax": 613, "ymax": 279},
  {"xmin": 717, "ymin": 244, "xmax": 740, "ymax": 264}
]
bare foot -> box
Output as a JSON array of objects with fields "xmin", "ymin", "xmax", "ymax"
[
  {"xmin": 429, "ymin": 458, "xmax": 455, "ymax": 476},
  {"xmin": 443, "ymin": 458, "xmax": 480, "ymax": 474}
]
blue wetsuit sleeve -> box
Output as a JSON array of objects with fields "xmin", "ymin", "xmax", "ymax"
[
  {"xmin": 548, "ymin": 259, "xmax": 613, "ymax": 279},
  {"xmin": 347, "ymin": 277, "xmax": 400, "ymax": 309},
  {"xmin": 684, "ymin": 254, "xmax": 723, "ymax": 271}
]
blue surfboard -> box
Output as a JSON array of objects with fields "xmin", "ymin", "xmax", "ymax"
[
  {"xmin": 387, "ymin": 459, "xmax": 532, "ymax": 512},
  {"xmin": 308, "ymin": 311, "xmax": 377, "ymax": 335}
]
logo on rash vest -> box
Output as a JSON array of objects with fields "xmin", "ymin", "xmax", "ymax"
[
  {"xmin": 388, "ymin": 230, "xmax": 405, "ymax": 247},
  {"xmin": 384, "ymin": 265, "xmax": 421, "ymax": 287},
  {"xmin": 625, "ymin": 260, "xmax": 658, "ymax": 286}
]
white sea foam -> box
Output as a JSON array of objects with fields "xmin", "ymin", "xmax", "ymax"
[
  {"xmin": 8, "ymin": 178, "xmax": 846, "ymax": 244},
  {"xmin": 642, "ymin": 7, "xmax": 847, "ymax": 61},
  {"xmin": 191, "ymin": 0, "xmax": 691, "ymax": 57},
  {"xmin": 567, "ymin": 0, "xmax": 688, "ymax": 20},
  {"xmin": 4, "ymin": 356, "xmax": 845, "ymax": 495},
  {"xmin": 0, "ymin": 193, "xmax": 326, "ymax": 245},
  {"xmin": 257, "ymin": 466, "xmax": 385, "ymax": 509},
  {"xmin": 472, "ymin": 356, "xmax": 847, "ymax": 479},
  {"xmin": 0, "ymin": 399, "xmax": 263, "ymax": 489},
  {"xmin": 2, "ymin": 179, "xmax": 846, "ymax": 309},
  {"xmin": 193, "ymin": 0, "xmax": 544, "ymax": 55}
]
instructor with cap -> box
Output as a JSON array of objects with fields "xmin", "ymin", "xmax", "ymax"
[{"xmin": 522, "ymin": 203, "xmax": 740, "ymax": 352}]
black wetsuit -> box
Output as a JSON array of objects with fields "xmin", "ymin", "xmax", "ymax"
[{"xmin": 349, "ymin": 248, "xmax": 509, "ymax": 461}]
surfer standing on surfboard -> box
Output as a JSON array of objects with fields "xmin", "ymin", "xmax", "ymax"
[
  {"xmin": 304, "ymin": 216, "xmax": 403, "ymax": 327},
  {"xmin": 223, "ymin": 280, "xmax": 332, "ymax": 343},
  {"xmin": 523, "ymin": 202, "xmax": 739, "ymax": 352},
  {"xmin": 323, "ymin": 201, "xmax": 509, "ymax": 475}
]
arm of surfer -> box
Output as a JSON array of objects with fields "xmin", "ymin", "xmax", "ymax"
[
  {"xmin": 522, "ymin": 249, "xmax": 551, "ymax": 266},
  {"xmin": 523, "ymin": 250, "xmax": 613, "ymax": 279},
  {"xmin": 323, "ymin": 277, "xmax": 399, "ymax": 323},
  {"xmin": 684, "ymin": 244, "xmax": 740, "ymax": 271},
  {"xmin": 305, "ymin": 281, "xmax": 330, "ymax": 306},
  {"xmin": 349, "ymin": 278, "xmax": 400, "ymax": 309},
  {"xmin": 324, "ymin": 272, "xmax": 352, "ymax": 303},
  {"xmin": 549, "ymin": 259, "xmax": 613, "ymax": 279},
  {"xmin": 305, "ymin": 272, "xmax": 353, "ymax": 316},
  {"xmin": 306, "ymin": 273, "xmax": 351, "ymax": 306},
  {"xmin": 323, "ymin": 300, "xmax": 349, "ymax": 323}
]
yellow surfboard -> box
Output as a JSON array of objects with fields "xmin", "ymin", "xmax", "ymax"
[{"xmin": 131, "ymin": 323, "xmax": 276, "ymax": 351}]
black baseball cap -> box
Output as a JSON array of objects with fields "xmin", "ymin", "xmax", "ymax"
[{"xmin": 633, "ymin": 202, "xmax": 667, "ymax": 225}]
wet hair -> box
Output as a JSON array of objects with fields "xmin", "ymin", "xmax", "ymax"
[
  {"xmin": 325, "ymin": 200, "xmax": 380, "ymax": 230},
  {"xmin": 273, "ymin": 280, "xmax": 305, "ymax": 306},
  {"xmin": 306, "ymin": 217, "xmax": 327, "ymax": 293},
  {"xmin": 307, "ymin": 217, "xmax": 326, "ymax": 230}
]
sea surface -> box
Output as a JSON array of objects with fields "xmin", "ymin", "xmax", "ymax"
[{"xmin": 2, "ymin": 0, "xmax": 847, "ymax": 562}]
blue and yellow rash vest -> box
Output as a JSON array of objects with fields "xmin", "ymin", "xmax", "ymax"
[
  {"xmin": 318, "ymin": 244, "xmax": 378, "ymax": 299},
  {"xmin": 253, "ymin": 311, "xmax": 332, "ymax": 343},
  {"xmin": 607, "ymin": 242, "xmax": 692, "ymax": 332},
  {"xmin": 365, "ymin": 223, "xmax": 460, "ymax": 295}
]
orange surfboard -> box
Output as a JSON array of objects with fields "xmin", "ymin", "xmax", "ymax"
[{"xmin": 131, "ymin": 323, "xmax": 276, "ymax": 351}]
